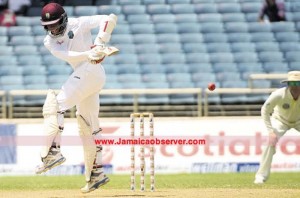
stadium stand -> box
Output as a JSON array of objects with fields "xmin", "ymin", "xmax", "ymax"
[{"xmin": 2, "ymin": 0, "xmax": 300, "ymax": 117}]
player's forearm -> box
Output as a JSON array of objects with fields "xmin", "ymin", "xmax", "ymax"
[
  {"xmin": 51, "ymin": 50, "xmax": 89, "ymax": 63},
  {"xmin": 94, "ymin": 14, "xmax": 117, "ymax": 45},
  {"xmin": 261, "ymin": 106, "xmax": 273, "ymax": 132}
]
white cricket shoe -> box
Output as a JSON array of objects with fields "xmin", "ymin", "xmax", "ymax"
[
  {"xmin": 81, "ymin": 170, "xmax": 110, "ymax": 193},
  {"xmin": 35, "ymin": 147, "xmax": 66, "ymax": 174},
  {"xmin": 254, "ymin": 175, "xmax": 265, "ymax": 184}
]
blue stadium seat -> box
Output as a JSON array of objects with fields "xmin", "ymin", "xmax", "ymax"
[
  {"xmin": 10, "ymin": 36, "xmax": 35, "ymax": 46},
  {"xmin": 248, "ymin": 22, "xmax": 272, "ymax": 32},
  {"xmin": 251, "ymin": 32, "xmax": 275, "ymax": 42},
  {"xmin": 0, "ymin": 46, "xmax": 13, "ymax": 55},
  {"xmin": 177, "ymin": 23, "xmax": 200, "ymax": 33},
  {"xmin": 245, "ymin": 13, "xmax": 260, "ymax": 22},
  {"xmin": 74, "ymin": 6, "xmax": 97, "ymax": 16},
  {"xmin": 117, "ymin": 64, "xmax": 141, "ymax": 74},
  {"xmin": 167, "ymin": 73, "xmax": 191, "ymax": 83},
  {"xmin": 263, "ymin": 62, "xmax": 289, "ymax": 73},
  {"xmin": 0, "ymin": 56, "xmax": 18, "ymax": 65},
  {"xmin": 138, "ymin": 54, "xmax": 162, "ymax": 64},
  {"xmin": 171, "ymin": 4, "xmax": 195, "ymax": 14},
  {"xmin": 213, "ymin": 62, "xmax": 238, "ymax": 73},
  {"xmin": 115, "ymin": 43, "xmax": 136, "ymax": 54},
  {"xmin": 237, "ymin": 62, "xmax": 264, "ymax": 73},
  {"xmin": 0, "ymin": 36, "xmax": 8, "ymax": 45},
  {"xmin": 42, "ymin": 55, "xmax": 66, "ymax": 65},
  {"xmin": 255, "ymin": 42, "xmax": 280, "ymax": 52},
  {"xmin": 135, "ymin": 43, "xmax": 159, "ymax": 54},
  {"xmin": 240, "ymin": 2, "xmax": 261, "ymax": 13},
  {"xmin": 130, "ymin": 24, "xmax": 154, "ymax": 34},
  {"xmin": 152, "ymin": 14, "xmax": 175, "ymax": 23},
  {"xmin": 24, "ymin": 75, "xmax": 47, "ymax": 85},
  {"xmin": 275, "ymin": 32, "xmax": 300, "ymax": 42},
  {"xmin": 159, "ymin": 43, "xmax": 182, "ymax": 53},
  {"xmin": 47, "ymin": 65, "xmax": 72, "ymax": 75},
  {"xmin": 191, "ymin": 72, "xmax": 216, "ymax": 83},
  {"xmin": 280, "ymin": 42, "xmax": 300, "ymax": 52},
  {"xmin": 258, "ymin": 51, "xmax": 284, "ymax": 63},
  {"xmin": 203, "ymin": 33, "xmax": 228, "ymax": 43},
  {"xmin": 106, "ymin": 74, "xmax": 119, "ymax": 83},
  {"xmin": 180, "ymin": 33, "xmax": 203, "ymax": 43},
  {"xmin": 161, "ymin": 53, "xmax": 185, "ymax": 64},
  {"xmin": 113, "ymin": 24, "xmax": 131, "ymax": 34},
  {"xmin": 14, "ymin": 45, "xmax": 38, "ymax": 55},
  {"xmin": 231, "ymin": 42, "xmax": 255, "ymax": 52},
  {"xmin": 182, "ymin": 43, "xmax": 207, "ymax": 53},
  {"xmin": 147, "ymin": 4, "xmax": 171, "ymax": 14},
  {"xmin": 188, "ymin": 63, "xmax": 213, "ymax": 73},
  {"xmin": 227, "ymin": 33, "xmax": 251, "ymax": 43},
  {"xmin": 97, "ymin": 5, "xmax": 122, "ymax": 15},
  {"xmin": 156, "ymin": 33, "xmax": 180, "ymax": 43},
  {"xmin": 216, "ymin": 72, "xmax": 241, "ymax": 82},
  {"xmin": 289, "ymin": 62, "xmax": 300, "ymax": 70},
  {"xmin": 271, "ymin": 22, "xmax": 295, "ymax": 32},
  {"xmin": 197, "ymin": 13, "xmax": 222, "ymax": 22},
  {"xmin": 222, "ymin": 13, "xmax": 245, "ymax": 22},
  {"xmin": 32, "ymin": 26, "xmax": 45, "ymax": 36},
  {"xmin": 142, "ymin": 73, "xmax": 167, "ymax": 82},
  {"xmin": 206, "ymin": 43, "xmax": 231, "ymax": 53},
  {"xmin": 133, "ymin": 34, "xmax": 156, "ymax": 44},
  {"xmin": 8, "ymin": 26, "xmax": 32, "ymax": 36},
  {"xmin": 115, "ymin": 54, "xmax": 138, "ymax": 64},
  {"xmin": 143, "ymin": 0, "xmax": 165, "ymax": 5},
  {"xmin": 118, "ymin": 74, "xmax": 142, "ymax": 83},
  {"xmin": 200, "ymin": 23, "xmax": 224, "ymax": 33},
  {"xmin": 155, "ymin": 23, "xmax": 178, "ymax": 34},
  {"xmin": 110, "ymin": 34, "xmax": 133, "ymax": 44},
  {"xmin": 224, "ymin": 22, "xmax": 248, "ymax": 33},
  {"xmin": 0, "ymin": 27, "xmax": 7, "ymax": 36},
  {"xmin": 0, "ymin": 75, "xmax": 23, "ymax": 85},
  {"xmin": 23, "ymin": 65, "xmax": 47, "ymax": 76},
  {"xmin": 104, "ymin": 64, "xmax": 118, "ymax": 74},
  {"xmin": 123, "ymin": 5, "xmax": 147, "ymax": 15},
  {"xmin": 210, "ymin": 53, "xmax": 234, "ymax": 63},
  {"xmin": 175, "ymin": 14, "xmax": 198, "ymax": 23},
  {"xmin": 165, "ymin": 64, "xmax": 189, "ymax": 73},
  {"xmin": 140, "ymin": 64, "xmax": 166, "ymax": 74},
  {"xmin": 285, "ymin": 51, "xmax": 300, "ymax": 62},
  {"xmin": 167, "ymin": 0, "xmax": 191, "ymax": 4},
  {"xmin": 0, "ymin": 66, "xmax": 22, "ymax": 76},
  {"xmin": 19, "ymin": 55, "xmax": 43, "ymax": 65},
  {"xmin": 194, "ymin": 4, "xmax": 218, "ymax": 13},
  {"xmin": 117, "ymin": 0, "xmax": 142, "ymax": 5},
  {"xmin": 217, "ymin": 3, "xmax": 241, "ymax": 13},
  {"xmin": 127, "ymin": 14, "xmax": 151, "ymax": 24},
  {"xmin": 185, "ymin": 53, "xmax": 210, "ymax": 63},
  {"xmin": 233, "ymin": 52, "xmax": 258, "ymax": 63},
  {"xmin": 64, "ymin": 6, "xmax": 74, "ymax": 16}
]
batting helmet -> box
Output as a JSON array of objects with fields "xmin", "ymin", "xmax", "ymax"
[{"xmin": 41, "ymin": 3, "xmax": 68, "ymax": 38}]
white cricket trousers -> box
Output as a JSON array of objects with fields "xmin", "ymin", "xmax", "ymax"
[
  {"xmin": 56, "ymin": 63, "xmax": 106, "ymax": 132},
  {"xmin": 256, "ymin": 117, "xmax": 300, "ymax": 180}
]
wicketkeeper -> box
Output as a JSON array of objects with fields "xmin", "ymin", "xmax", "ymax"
[{"xmin": 35, "ymin": 2, "xmax": 118, "ymax": 193}]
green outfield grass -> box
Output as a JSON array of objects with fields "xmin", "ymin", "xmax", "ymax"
[{"xmin": 1, "ymin": 173, "xmax": 300, "ymax": 190}]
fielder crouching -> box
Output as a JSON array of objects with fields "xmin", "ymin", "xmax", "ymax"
[{"xmin": 35, "ymin": 3, "xmax": 118, "ymax": 193}]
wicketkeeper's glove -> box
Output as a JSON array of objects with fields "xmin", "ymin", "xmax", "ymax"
[{"xmin": 88, "ymin": 45, "xmax": 119, "ymax": 64}]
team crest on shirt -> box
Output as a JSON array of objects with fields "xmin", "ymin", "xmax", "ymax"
[
  {"xmin": 68, "ymin": 31, "xmax": 74, "ymax": 39},
  {"xmin": 282, "ymin": 103, "xmax": 290, "ymax": 109}
]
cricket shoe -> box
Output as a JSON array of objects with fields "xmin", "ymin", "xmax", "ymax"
[
  {"xmin": 254, "ymin": 175, "xmax": 265, "ymax": 184},
  {"xmin": 81, "ymin": 170, "xmax": 110, "ymax": 193},
  {"xmin": 35, "ymin": 147, "xmax": 66, "ymax": 174}
]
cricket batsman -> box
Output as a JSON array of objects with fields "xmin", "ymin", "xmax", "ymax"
[{"xmin": 35, "ymin": 2, "xmax": 118, "ymax": 193}]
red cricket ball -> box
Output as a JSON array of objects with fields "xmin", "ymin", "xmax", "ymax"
[{"xmin": 208, "ymin": 83, "xmax": 216, "ymax": 91}]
